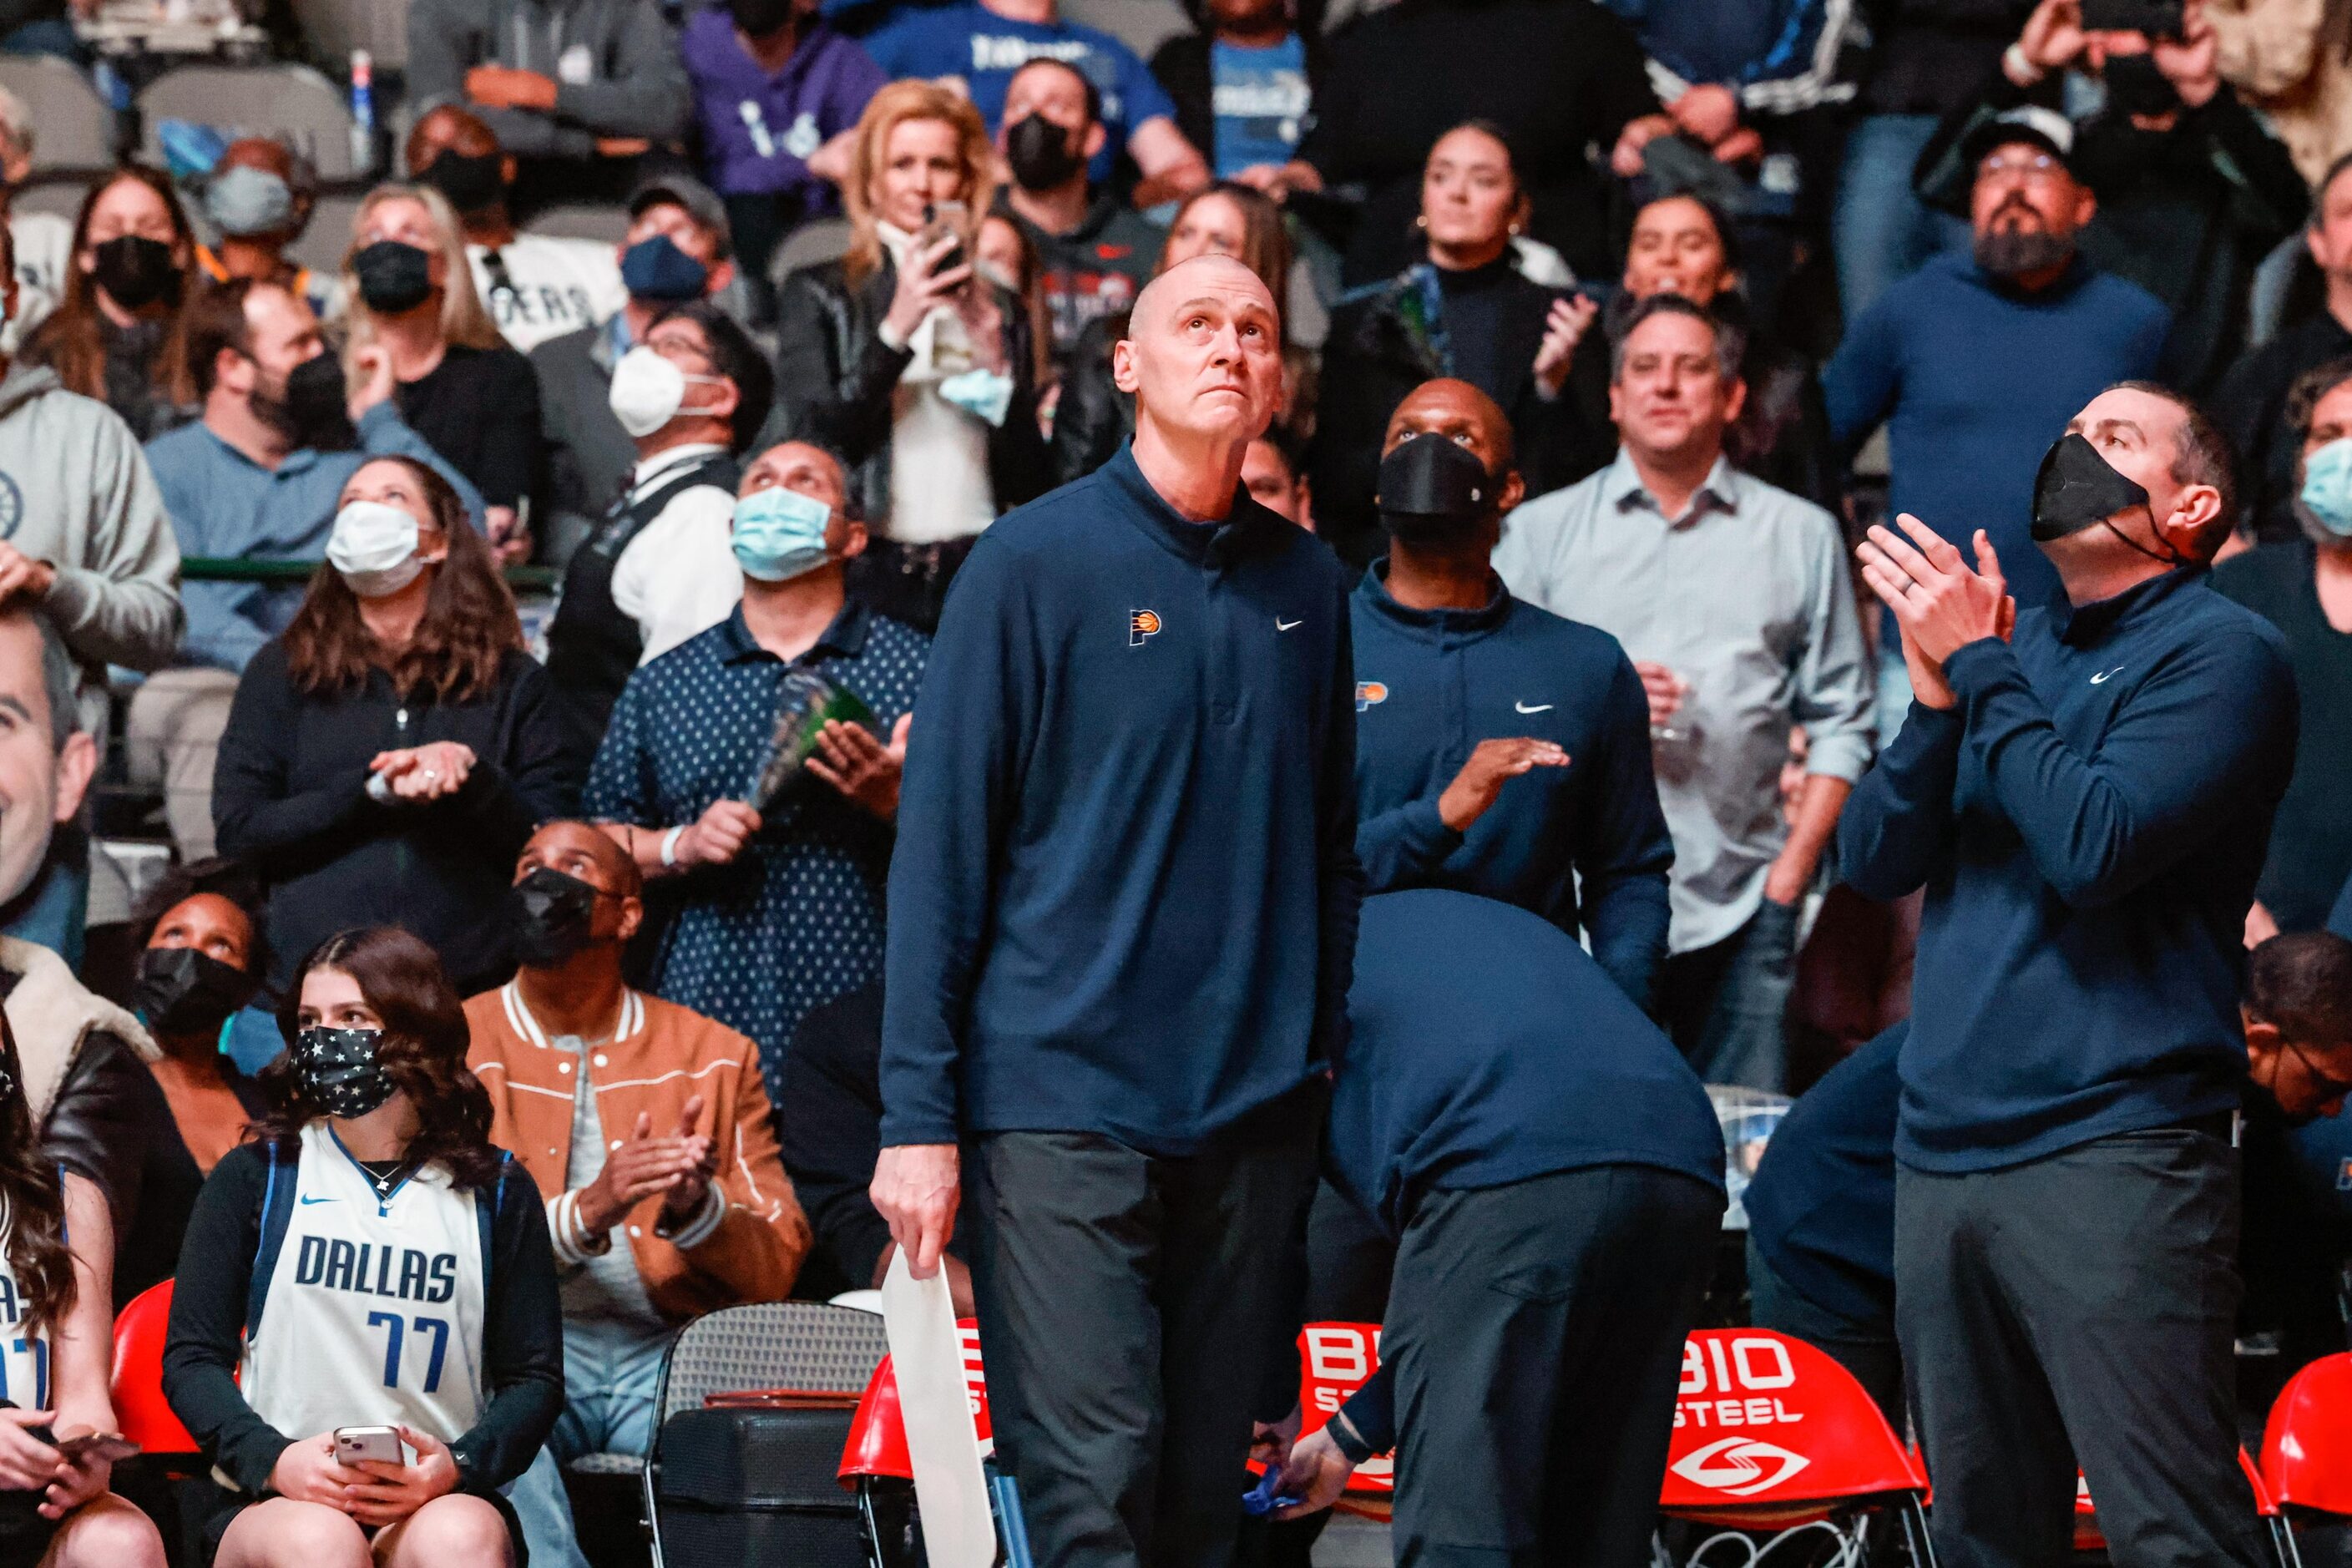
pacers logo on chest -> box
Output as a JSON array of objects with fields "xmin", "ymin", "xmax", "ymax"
[{"xmin": 1129, "ymin": 609, "xmax": 1162, "ymax": 647}]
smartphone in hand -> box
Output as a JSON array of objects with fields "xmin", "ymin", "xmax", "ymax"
[{"xmin": 333, "ymin": 1425, "xmax": 404, "ymax": 1467}]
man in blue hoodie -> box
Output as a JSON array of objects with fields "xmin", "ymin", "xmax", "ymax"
[
  {"xmin": 1839, "ymin": 380, "xmax": 2297, "ymax": 1568},
  {"xmin": 873, "ymin": 253, "xmax": 1361, "ymax": 1568}
]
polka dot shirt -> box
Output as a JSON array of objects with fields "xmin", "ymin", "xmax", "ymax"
[{"xmin": 584, "ymin": 599, "xmax": 929, "ymax": 1100}]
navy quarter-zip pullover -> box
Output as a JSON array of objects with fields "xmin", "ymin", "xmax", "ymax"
[
  {"xmin": 1839, "ymin": 569, "xmax": 2298, "ymax": 1171},
  {"xmin": 1332, "ymin": 889, "xmax": 1725, "ymax": 1234},
  {"xmin": 880, "ymin": 446, "xmax": 1363, "ymax": 1154},
  {"xmin": 1349, "ymin": 563, "xmax": 1672, "ymax": 1006}
]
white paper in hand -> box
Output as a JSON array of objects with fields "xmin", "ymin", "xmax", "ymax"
[{"xmin": 883, "ymin": 1251, "xmax": 997, "ymax": 1568}]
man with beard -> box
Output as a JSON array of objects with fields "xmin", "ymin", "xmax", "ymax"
[
  {"xmin": 132, "ymin": 278, "xmax": 482, "ymax": 861},
  {"xmin": 1825, "ymin": 105, "xmax": 2168, "ymax": 731},
  {"xmin": 2213, "ymin": 357, "xmax": 2352, "ymax": 944},
  {"xmin": 1841, "ymin": 380, "xmax": 2294, "ymax": 1568},
  {"xmin": 1500, "ymin": 297, "xmax": 1872, "ymax": 1092},
  {"xmin": 1353, "ymin": 377, "xmax": 1672, "ymax": 1009},
  {"xmin": 1913, "ymin": 0, "xmax": 2306, "ymax": 393}
]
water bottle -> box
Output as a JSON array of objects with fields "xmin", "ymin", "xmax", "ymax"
[{"xmin": 349, "ymin": 49, "xmax": 374, "ymax": 175}]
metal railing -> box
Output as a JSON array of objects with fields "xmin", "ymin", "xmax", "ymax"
[{"xmin": 180, "ymin": 558, "xmax": 560, "ymax": 592}]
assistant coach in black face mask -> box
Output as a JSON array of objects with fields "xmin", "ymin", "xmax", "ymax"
[{"xmin": 1840, "ymin": 381, "xmax": 2298, "ymax": 1568}]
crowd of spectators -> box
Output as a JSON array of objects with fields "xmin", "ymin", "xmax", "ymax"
[{"xmin": 0, "ymin": 0, "xmax": 2340, "ymax": 1559}]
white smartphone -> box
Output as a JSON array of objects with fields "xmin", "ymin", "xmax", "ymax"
[{"xmin": 333, "ymin": 1424, "xmax": 404, "ymax": 1466}]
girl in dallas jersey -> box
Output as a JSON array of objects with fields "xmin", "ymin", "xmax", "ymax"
[
  {"xmin": 0, "ymin": 1011, "xmax": 169, "ymax": 1566},
  {"xmin": 163, "ymin": 928, "xmax": 563, "ymax": 1568}
]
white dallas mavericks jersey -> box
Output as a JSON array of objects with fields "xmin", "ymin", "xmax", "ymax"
[
  {"xmin": 238, "ymin": 1122, "xmax": 488, "ymax": 1454},
  {"xmin": 0, "ymin": 1201, "xmax": 48, "ymax": 1413}
]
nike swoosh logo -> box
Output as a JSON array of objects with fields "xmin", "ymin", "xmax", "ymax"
[
  {"xmin": 1276, "ymin": 618, "xmax": 1302, "ymax": 631},
  {"xmin": 2091, "ymin": 667, "xmax": 2123, "ymax": 685},
  {"xmin": 1515, "ymin": 701, "xmax": 1554, "ymax": 714},
  {"xmin": 298, "ymin": 1195, "xmax": 338, "ymax": 1205}
]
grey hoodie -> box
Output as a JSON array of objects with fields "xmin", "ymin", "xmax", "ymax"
[
  {"xmin": 0, "ymin": 362, "xmax": 183, "ymax": 710},
  {"xmin": 410, "ymin": 0, "xmax": 693, "ymax": 159}
]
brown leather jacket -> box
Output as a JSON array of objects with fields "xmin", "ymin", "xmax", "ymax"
[{"xmin": 465, "ymin": 982, "xmax": 812, "ymax": 1322}]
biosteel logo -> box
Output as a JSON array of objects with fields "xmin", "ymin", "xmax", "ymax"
[{"xmin": 1672, "ymin": 1437, "xmax": 1813, "ymax": 1497}]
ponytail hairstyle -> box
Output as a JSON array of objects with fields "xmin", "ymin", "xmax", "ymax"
[
  {"xmin": 0, "ymin": 1013, "xmax": 75, "ymax": 1339},
  {"xmin": 253, "ymin": 927, "xmax": 503, "ymax": 1188}
]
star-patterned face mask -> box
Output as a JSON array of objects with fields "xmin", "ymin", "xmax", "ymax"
[{"xmin": 294, "ymin": 1026, "xmax": 398, "ymax": 1119}]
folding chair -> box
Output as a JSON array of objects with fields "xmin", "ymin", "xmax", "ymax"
[
  {"xmin": 641, "ymin": 1301, "xmax": 889, "ymax": 1568},
  {"xmin": 2255, "ymin": 1349, "xmax": 2352, "ymax": 1568},
  {"xmin": 1660, "ymin": 1329, "xmax": 1935, "ymax": 1568},
  {"xmin": 838, "ymin": 1318, "xmax": 1034, "ymax": 1568}
]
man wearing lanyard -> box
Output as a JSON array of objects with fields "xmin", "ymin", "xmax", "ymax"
[{"xmin": 1841, "ymin": 381, "xmax": 2297, "ymax": 1568}]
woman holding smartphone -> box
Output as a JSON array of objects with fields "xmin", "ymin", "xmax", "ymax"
[
  {"xmin": 162, "ymin": 927, "xmax": 562, "ymax": 1568},
  {"xmin": 771, "ymin": 79, "xmax": 1050, "ymax": 630},
  {"xmin": 0, "ymin": 1014, "xmax": 169, "ymax": 1567}
]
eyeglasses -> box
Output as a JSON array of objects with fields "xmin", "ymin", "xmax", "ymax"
[
  {"xmin": 1979, "ymin": 151, "xmax": 2064, "ymax": 182},
  {"xmin": 2287, "ymin": 1039, "xmax": 2352, "ymax": 1102}
]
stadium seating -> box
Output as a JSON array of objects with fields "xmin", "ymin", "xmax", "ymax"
[{"xmin": 136, "ymin": 63, "xmax": 364, "ymax": 182}]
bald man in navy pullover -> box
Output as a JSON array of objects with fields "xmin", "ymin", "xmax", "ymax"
[
  {"xmin": 873, "ymin": 255, "xmax": 1361, "ymax": 1568},
  {"xmin": 1839, "ymin": 382, "xmax": 2295, "ymax": 1568}
]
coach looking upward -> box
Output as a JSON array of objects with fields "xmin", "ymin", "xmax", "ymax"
[
  {"xmin": 1839, "ymin": 382, "xmax": 2298, "ymax": 1568},
  {"xmin": 874, "ymin": 253, "xmax": 1361, "ymax": 1568}
]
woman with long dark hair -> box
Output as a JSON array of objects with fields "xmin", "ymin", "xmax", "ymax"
[
  {"xmin": 19, "ymin": 164, "xmax": 200, "ymax": 439},
  {"xmin": 163, "ymin": 926, "xmax": 562, "ymax": 1567},
  {"xmin": 0, "ymin": 1011, "xmax": 169, "ymax": 1566},
  {"xmin": 211, "ymin": 456, "xmax": 574, "ymax": 999}
]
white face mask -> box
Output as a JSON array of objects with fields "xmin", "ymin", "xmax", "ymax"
[
  {"xmin": 607, "ymin": 344, "xmax": 725, "ymax": 438},
  {"xmin": 326, "ymin": 499, "xmax": 425, "ymax": 599}
]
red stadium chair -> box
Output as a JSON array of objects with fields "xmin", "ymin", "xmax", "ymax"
[
  {"xmin": 839, "ymin": 1320, "xmax": 1029, "ymax": 1568},
  {"xmin": 1293, "ymin": 1323, "xmax": 1392, "ymax": 1514},
  {"xmin": 1660, "ymin": 1329, "xmax": 1935, "ymax": 1568},
  {"xmin": 2256, "ymin": 1350, "xmax": 2352, "ymax": 1565},
  {"xmin": 109, "ymin": 1278, "xmax": 199, "ymax": 1464}
]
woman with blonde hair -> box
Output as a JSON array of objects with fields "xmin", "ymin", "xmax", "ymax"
[
  {"xmin": 341, "ymin": 184, "xmax": 542, "ymax": 562},
  {"xmin": 772, "ymin": 78, "xmax": 1048, "ymax": 631}
]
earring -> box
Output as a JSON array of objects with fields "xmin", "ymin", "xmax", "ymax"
[
  {"xmin": 1415, "ymin": 214, "xmax": 1428, "ymax": 230},
  {"xmin": 1508, "ymin": 222, "xmax": 1522, "ymax": 236}
]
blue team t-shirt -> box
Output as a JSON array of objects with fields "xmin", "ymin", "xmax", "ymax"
[
  {"xmin": 859, "ymin": 1, "xmax": 1176, "ymax": 184},
  {"xmin": 1207, "ymin": 34, "xmax": 1308, "ymax": 177}
]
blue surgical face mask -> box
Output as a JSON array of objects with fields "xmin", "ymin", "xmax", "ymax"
[
  {"xmin": 205, "ymin": 164, "xmax": 296, "ymax": 238},
  {"xmin": 620, "ymin": 233, "xmax": 710, "ymax": 303},
  {"xmin": 732, "ymin": 484, "xmax": 833, "ymax": 583},
  {"xmin": 2299, "ymin": 438, "xmax": 2352, "ymax": 540}
]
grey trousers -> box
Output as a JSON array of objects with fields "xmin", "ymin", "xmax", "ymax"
[
  {"xmin": 1895, "ymin": 1127, "xmax": 2267, "ymax": 1568},
  {"xmin": 965, "ymin": 1115, "xmax": 1319, "ymax": 1568},
  {"xmin": 1385, "ymin": 1166, "xmax": 1723, "ymax": 1568}
]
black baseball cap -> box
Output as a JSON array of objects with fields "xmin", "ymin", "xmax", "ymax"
[{"xmin": 628, "ymin": 171, "xmax": 733, "ymax": 260}]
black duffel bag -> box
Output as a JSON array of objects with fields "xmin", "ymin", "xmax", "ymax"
[{"xmin": 650, "ymin": 1404, "xmax": 867, "ymax": 1568}]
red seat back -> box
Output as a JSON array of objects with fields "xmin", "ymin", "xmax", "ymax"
[
  {"xmin": 2262, "ymin": 1351, "xmax": 2352, "ymax": 1516},
  {"xmin": 110, "ymin": 1279, "xmax": 198, "ymax": 1456},
  {"xmin": 1297, "ymin": 1323, "xmax": 1392, "ymax": 1495},
  {"xmin": 1660, "ymin": 1330, "xmax": 1925, "ymax": 1524},
  {"xmin": 838, "ymin": 1319, "xmax": 991, "ymax": 1487}
]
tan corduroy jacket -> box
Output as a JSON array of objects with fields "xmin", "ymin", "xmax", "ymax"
[{"xmin": 466, "ymin": 981, "xmax": 812, "ymax": 1323}]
